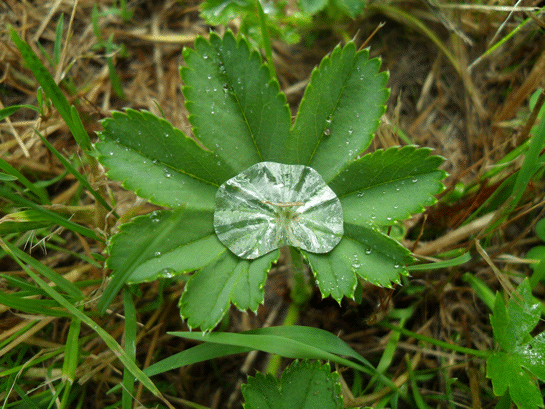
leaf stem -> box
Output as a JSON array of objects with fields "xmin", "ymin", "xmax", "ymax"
[
  {"xmin": 265, "ymin": 247, "xmax": 310, "ymax": 375},
  {"xmin": 379, "ymin": 321, "xmax": 491, "ymax": 358}
]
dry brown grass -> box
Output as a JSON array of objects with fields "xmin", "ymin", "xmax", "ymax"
[{"xmin": 1, "ymin": 0, "xmax": 545, "ymax": 407}]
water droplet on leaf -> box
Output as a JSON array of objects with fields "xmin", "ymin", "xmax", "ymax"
[{"xmin": 214, "ymin": 162, "xmax": 344, "ymax": 259}]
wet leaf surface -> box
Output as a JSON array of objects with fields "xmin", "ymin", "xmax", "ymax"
[{"xmin": 214, "ymin": 161, "xmax": 343, "ymax": 259}]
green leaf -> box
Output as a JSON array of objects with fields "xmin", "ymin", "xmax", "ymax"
[
  {"xmin": 528, "ymin": 246, "xmax": 545, "ymax": 288},
  {"xmin": 179, "ymin": 249, "xmax": 280, "ymax": 330},
  {"xmin": 290, "ymin": 41, "xmax": 389, "ymax": 182},
  {"xmin": 181, "ymin": 31, "xmax": 291, "ymax": 173},
  {"xmin": 299, "ymin": 0, "xmax": 328, "ymax": 15},
  {"xmin": 329, "ymin": 146, "xmax": 446, "ymax": 226},
  {"xmin": 144, "ymin": 342, "xmax": 251, "ymax": 377},
  {"xmin": 146, "ymin": 325, "xmax": 372, "ymax": 376},
  {"xmin": 304, "ymin": 223, "xmax": 412, "ymax": 300},
  {"xmin": 107, "ymin": 208, "xmax": 224, "ymax": 283},
  {"xmin": 486, "ymin": 279, "xmax": 545, "ymax": 409},
  {"xmin": 0, "ymin": 158, "xmax": 50, "ymax": 204},
  {"xmin": 0, "ymin": 104, "xmax": 41, "ymax": 121},
  {"xmin": 200, "ymin": 0, "xmax": 254, "ymax": 25},
  {"xmin": 242, "ymin": 360, "xmax": 343, "ymax": 409},
  {"xmin": 95, "ymin": 109, "xmax": 220, "ymax": 211},
  {"xmin": 99, "ymin": 208, "xmax": 223, "ymax": 314},
  {"xmin": 331, "ymin": 0, "xmax": 365, "ymax": 18},
  {"xmin": 536, "ymin": 218, "xmax": 545, "ymax": 241}
]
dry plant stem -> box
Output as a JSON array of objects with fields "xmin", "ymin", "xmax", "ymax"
[
  {"xmin": 495, "ymin": 49, "xmax": 545, "ymax": 123},
  {"xmin": 0, "ymin": 317, "xmax": 55, "ymax": 357},
  {"xmin": 368, "ymin": 3, "xmax": 485, "ymax": 118},
  {"xmin": 475, "ymin": 240, "xmax": 516, "ymax": 298},
  {"xmin": 414, "ymin": 212, "xmax": 496, "ymax": 256}
]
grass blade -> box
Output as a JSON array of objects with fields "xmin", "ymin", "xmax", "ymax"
[
  {"xmin": 0, "ymin": 185, "xmax": 102, "ymax": 241},
  {"xmin": 0, "ymin": 238, "xmax": 164, "ymax": 400},
  {"xmin": 9, "ymin": 27, "xmax": 91, "ymax": 151},
  {"xmin": 1, "ymin": 239, "xmax": 82, "ymax": 300},
  {"xmin": 37, "ymin": 131, "xmax": 114, "ymax": 214},
  {"xmin": 122, "ymin": 288, "xmax": 136, "ymax": 409}
]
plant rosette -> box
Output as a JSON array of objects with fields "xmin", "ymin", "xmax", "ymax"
[{"xmin": 95, "ymin": 31, "xmax": 446, "ymax": 330}]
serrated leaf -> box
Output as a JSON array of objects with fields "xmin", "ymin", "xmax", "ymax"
[
  {"xmin": 490, "ymin": 279, "xmax": 541, "ymax": 352},
  {"xmin": 486, "ymin": 279, "xmax": 545, "ymax": 409},
  {"xmin": 181, "ymin": 31, "xmax": 291, "ymax": 175},
  {"xmin": 329, "ymin": 146, "xmax": 446, "ymax": 226},
  {"xmin": 107, "ymin": 209, "xmax": 224, "ymax": 283},
  {"xmin": 304, "ymin": 223, "xmax": 412, "ymax": 300},
  {"xmin": 290, "ymin": 42, "xmax": 389, "ymax": 182},
  {"xmin": 242, "ymin": 360, "xmax": 342, "ymax": 409},
  {"xmin": 98, "ymin": 208, "xmax": 223, "ymax": 314},
  {"xmin": 96, "ymin": 109, "xmax": 221, "ymax": 211},
  {"xmin": 179, "ymin": 249, "xmax": 279, "ymax": 330}
]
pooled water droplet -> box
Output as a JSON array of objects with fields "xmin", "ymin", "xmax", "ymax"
[
  {"xmin": 357, "ymin": 191, "xmax": 365, "ymax": 197},
  {"xmin": 203, "ymin": 54, "xmax": 209, "ymax": 59},
  {"xmin": 149, "ymin": 210, "xmax": 161, "ymax": 223},
  {"xmin": 352, "ymin": 254, "xmax": 361, "ymax": 269},
  {"xmin": 348, "ymin": 126, "xmax": 353, "ymax": 135},
  {"xmin": 324, "ymin": 128, "xmax": 331, "ymax": 136},
  {"xmin": 365, "ymin": 248, "xmax": 372, "ymax": 255},
  {"xmin": 154, "ymin": 251, "xmax": 161, "ymax": 257},
  {"xmin": 412, "ymin": 178, "xmax": 418, "ymax": 183},
  {"xmin": 163, "ymin": 169, "xmax": 172, "ymax": 178},
  {"xmin": 394, "ymin": 263, "xmax": 400, "ymax": 269},
  {"xmin": 214, "ymin": 162, "xmax": 344, "ymax": 259},
  {"xmin": 160, "ymin": 267, "xmax": 175, "ymax": 278}
]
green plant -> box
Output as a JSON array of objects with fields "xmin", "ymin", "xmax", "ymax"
[
  {"xmin": 487, "ymin": 279, "xmax": 545, "ymax": 409},
  {"xmin": 200, "ymin": 0, "xmax": 365, "ymax": 49},
  {"xmin": 242, "ymin": 360, "xmax": 342, "ymax": 408},
  {"xmin": 95, "ymin": 30, "xmax": 446, "ymax": 331}
]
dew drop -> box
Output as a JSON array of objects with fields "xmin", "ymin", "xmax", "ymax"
[
  {"xmin": 324, "ymin": 128, "xmax": 331, "ymax": 136},
  {"xmin": 365, "ymin": 248, "xmax": 372, "ymax": 255},
  {"xmin": 357, "ymin": 191, "xmax": 365, "ymax": 197},
  {"xmin": 154, "ymin": 251, "xmax": 161, "ymax": 257},
  {"xmin": 160, "ymin": 268, "xmax": 175, "ymax": 278},
  {"xmin": 163, "ymin": 169, "xmax": 172, "ymax": 178},
  {"xmin": 412, "ymin": 178, "xmax": 418, "ymax": 183}
]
